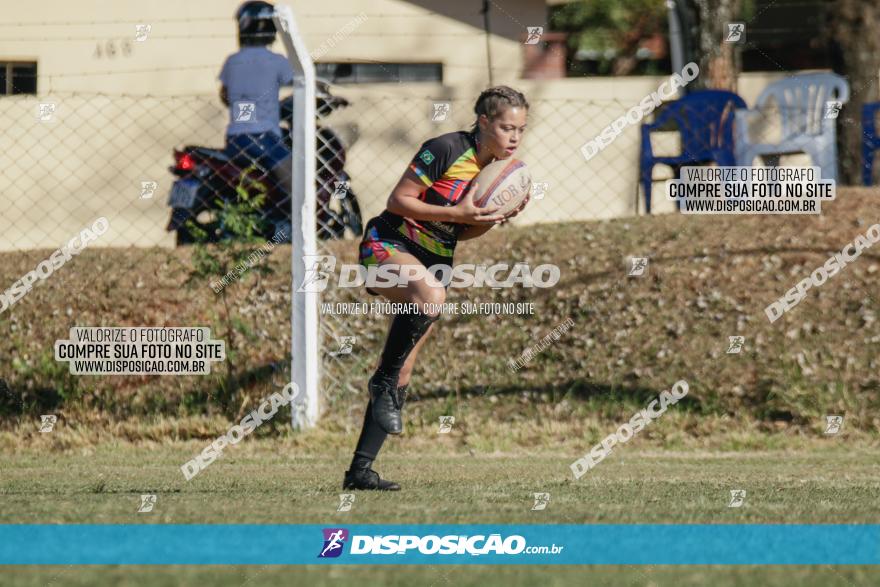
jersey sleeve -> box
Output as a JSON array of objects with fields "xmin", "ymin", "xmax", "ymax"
[{"xmin": 408, "ymin": 134, "xmax": 456, "ymax": 189}]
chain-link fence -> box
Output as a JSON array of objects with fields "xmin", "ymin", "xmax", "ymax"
[
  {"xmin": 0, "ymin": 90, "xmax": 682, "ymax": 251},
  {"xmin": 5, "ymin": 86, "xmax": 838, "ymax": 251}
]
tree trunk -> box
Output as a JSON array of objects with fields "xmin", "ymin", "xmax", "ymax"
[
  {"xmin": 692, "ymin": 0, "xmax": 742, "ymax": 91},
  {"xmin": 828, "ymin": 0, "xmax": 880, "ymax": 185}
]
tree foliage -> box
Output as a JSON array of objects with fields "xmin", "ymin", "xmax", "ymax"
[
  {"xmin": 827, "ymin": 0, "xmax": 880, "ymax": 184},
  {"xmin": 550, "ymin": 0, "xmax": 669, "ymax": 75}
]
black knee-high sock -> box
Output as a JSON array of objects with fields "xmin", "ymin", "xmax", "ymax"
[
  {"xmin": 351, "ymin": 385, "xmax": 408, "ymax": 470},
  {"xmin": 373, "ymin": 309, "xmax": 438, "ymax": 381}
]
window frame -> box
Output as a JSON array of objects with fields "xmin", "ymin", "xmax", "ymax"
[{"xmin": 0, "ymin": 60, "xmax": 38, "ymax": 95}]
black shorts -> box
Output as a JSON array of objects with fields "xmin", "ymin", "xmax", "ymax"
[{"xmin": 357, "ymin": 215, "xmax": 454, "ymax": 296}]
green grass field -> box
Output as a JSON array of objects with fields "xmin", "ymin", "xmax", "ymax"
[
  {"xmin": 3, "ymin": 441, "xmax": 879, "ymax": 525},
  {"xmin": 1, "ymin": 439, "xmax": 879, "ymax": 585}
]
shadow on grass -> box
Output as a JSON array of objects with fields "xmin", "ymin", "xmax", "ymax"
[
  {"xmin": 410, "ymin": 378, "xmax": 703, "ymax": 413},
  {"xmin": 0, "ymin": 379, "xmax": 64, "ymax": 417},
  {"xmin": 0, "ymin": 358, "xmax": 291, "ymax": 421},
  {"xmin": 180, "ymin": 357, "xmax": 290, "ymax": 415}
]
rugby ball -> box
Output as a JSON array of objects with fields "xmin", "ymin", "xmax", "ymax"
[{"xmin": 472, "ymin": 158, "xmax": 532, "ymax": 217}]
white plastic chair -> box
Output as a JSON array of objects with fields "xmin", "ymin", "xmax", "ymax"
[{"xmin": 735, "ymin": 73, "xmax": 850, "ymax": 181}]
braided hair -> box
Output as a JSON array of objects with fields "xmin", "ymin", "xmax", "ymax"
[{"xmin": 471, "ymin": 86, "xmax": 529, "ymax": 132}]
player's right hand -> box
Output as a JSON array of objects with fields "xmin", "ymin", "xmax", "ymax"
[{"xmin": 450, "ymin": 181, "xmax": 506, "ymax": 225}]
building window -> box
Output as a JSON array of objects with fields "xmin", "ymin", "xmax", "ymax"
[
  {"xmin": 0, "ymin": 62, "xmax": 37, "ymax": 95},
  {"xmin": 316, "ymin": 63, "xmax": 442, "ymax": 84}
]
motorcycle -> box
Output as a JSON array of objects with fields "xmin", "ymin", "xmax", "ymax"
[{"xmin": 166, "ymin": 80, "xmax": 363, "ymax": 245}]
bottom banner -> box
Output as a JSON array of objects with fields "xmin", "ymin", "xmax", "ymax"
[{"xmin": 1, "ymin": 524, "xmax": 878, "ymax": 565}]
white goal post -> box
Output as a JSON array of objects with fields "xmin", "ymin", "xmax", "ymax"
[{"xmin": 274, "ymin": 5, "xmax": 320, "ymax": 429}]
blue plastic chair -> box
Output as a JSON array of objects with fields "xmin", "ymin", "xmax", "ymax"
[
  {"xmin": 640, "ymin": 90, "xmax": 747, "ymax": 213},
  {"xmin": 735, "ymin": 73, "xmax": 849, "ymax": 181},
  {"xmin": 862, "ymin": 102, "xmax": 880, "ymax": 185}
]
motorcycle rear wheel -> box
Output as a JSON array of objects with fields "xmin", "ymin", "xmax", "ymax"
[{"xmin": 318, "ymin": 191, "xmax": 362, "ymax": 240}]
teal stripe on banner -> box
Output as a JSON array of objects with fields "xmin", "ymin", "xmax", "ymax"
[{"xmin": 1, "ymin": 525, "xmax": 878, "ymax": 565}]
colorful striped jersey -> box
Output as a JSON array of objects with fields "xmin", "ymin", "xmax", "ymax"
[{"xmin": 379, "ymin": 130, "xmax": 483, "ymax": 255}]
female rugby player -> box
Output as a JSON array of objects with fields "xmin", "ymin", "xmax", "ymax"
[{"xmin": 343, "ymin": 86, "xmax": 530, "ymax": 491}]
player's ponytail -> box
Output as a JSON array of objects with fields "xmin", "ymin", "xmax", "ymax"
[{"xmin": 471, "ymin": 86, "xmax": 529, "ymax": 131}]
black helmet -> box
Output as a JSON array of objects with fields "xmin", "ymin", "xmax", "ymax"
[{"xmin": 236, "ymin": 1, "xmax": 276, "ymax": 46}]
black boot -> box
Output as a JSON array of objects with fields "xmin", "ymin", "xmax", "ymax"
[
  {"xmin": 369, "ymin": 372, "xmax": 403, "ymax": 434},
  {"xmin": 343, "ymin": 458, "xmax": 401, "ymax": 491},
  {"xmin": 368, "ymin": 308, "xmax": 437, "ymax": 434}
]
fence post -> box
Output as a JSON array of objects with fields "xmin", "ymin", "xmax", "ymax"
[{"xmin": 274, "ymin": 5, "xmax": 319, "ymax": 429}]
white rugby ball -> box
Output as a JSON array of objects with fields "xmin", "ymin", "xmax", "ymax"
[{"xmin": 473, "ymin": 158, "xmax": 532, "ymax": 217}]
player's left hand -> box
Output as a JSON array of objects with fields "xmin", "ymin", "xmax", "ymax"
[{"xmin": 498, "ymin": 192, "xmax": 530, "ymax": 225}]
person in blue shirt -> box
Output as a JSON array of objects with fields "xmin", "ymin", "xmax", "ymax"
[{"xmin": 219, "ymin": 1, "xmax": 294, "ymax": 192}]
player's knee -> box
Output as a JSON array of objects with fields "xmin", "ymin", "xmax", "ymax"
[
  {"xmin": 418, "ymin": 289, "xmax": 445, "ymax": 317},
  {"xmin": 399, "ymin": 264, "xmax": 427, "ymax": 286}
]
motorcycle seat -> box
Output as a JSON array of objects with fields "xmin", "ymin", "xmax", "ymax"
[{"xmin": 192, "ymin": 147, "xmax": 231, "ymax": 161}]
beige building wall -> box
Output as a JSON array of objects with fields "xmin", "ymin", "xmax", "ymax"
[{"xmin": 1, "ymin": 0, "xmax": 543, "ymax": 95}]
